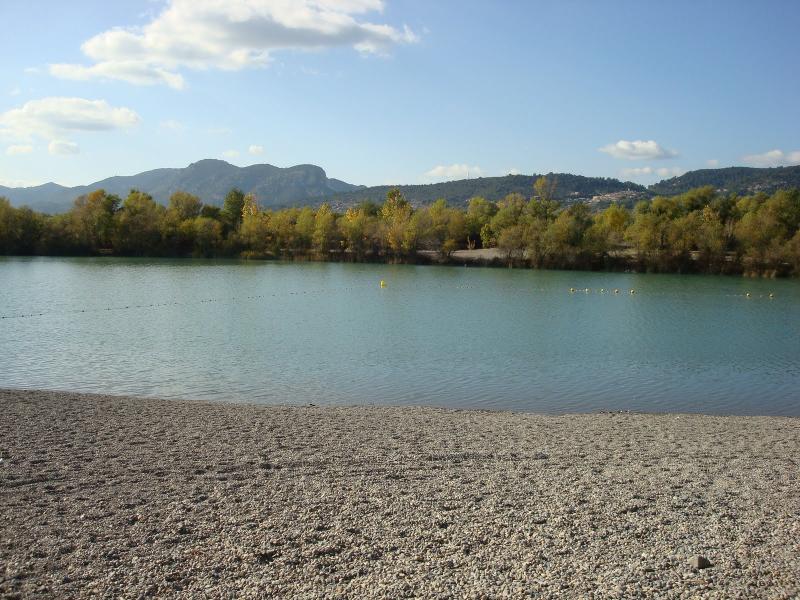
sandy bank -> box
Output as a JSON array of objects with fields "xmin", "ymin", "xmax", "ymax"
[{"xmin": 1, "ymin": 389, "xmax": 798, "ymax": 598}]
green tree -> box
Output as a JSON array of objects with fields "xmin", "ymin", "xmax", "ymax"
[
  {"xmin": 465, "ymin": 197, "xmax": 496, "ymax": 248},
  {"xmin": 543, "ymin": 204, "xmax": 592, "ymax": 268},
  {"xmin": 533, "ymin": 175, "xmax": 558, "ymax": 203},
  {"xmin": 240, "ymin": 205, "xmax": 272, "ymax": 257},
  {"xmin": 167, "ymin": 191, "xmax": 203, "ymax": 221},
  {"xmin": 294, "ymin": 207, "xmax": 316, "ymax": 251},
  {"xmin": 221, "ymin": 188, "xmax": 246, "ymax": 232},
  {"xmin": 0, "ymin": 197, "xmax": 18, "ymax": 254},
  {"xmin": 192, "ymin": 217, "xmax": 223, "ymax": 257},
  {"xmin": 163, "ymin": 191, "xmax": 203, "ymax": 255},
  {"xmin": 113, "ymin": 190, "xmax": 164, "ymax": 255},
  {"xmin": 339, "ymin": 206, "xmax": 376, "ymax": 258},
  {"xmin": 380, "ymin": 188, "xmax": 412, "ymax": 256},
  {"xmin": 312, "ymin": 203, "xmax": 338, "ymax": 256},
  {"xmin": 69, "ymin": 189, "xmax": 120, "ymax": 252}
]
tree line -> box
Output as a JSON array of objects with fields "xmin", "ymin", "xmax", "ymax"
[{"xmin": 1, "ymin": 177, "xmax": 799, "ymax": 276}]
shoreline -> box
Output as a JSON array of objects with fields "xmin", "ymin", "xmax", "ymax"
[
  {"xmin": 2, "ymin": 389, "xmax": 799, "ymax": 598},
  {"xmin": 2, "ymin": 252, "xmax": 797, "ymax": 279},
  {"xmin": 3, "ymin": 385, "xmax": 800, "ymax": 419}
]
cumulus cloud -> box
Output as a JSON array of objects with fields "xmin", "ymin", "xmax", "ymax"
[
  {"xmin": 49, "ymin": 140, "xmax": 80, "ymax": 155},
  {"xmin": 5, "ymin": 144, "xmax": 34, "ymax": 156},
  {"xmin": 706, "ymin": 159, "xmax": 719, "ymax": 167},
  {"xmin": 425, "ymin": 164, "xmax": 482, "ymax": 180},
  {"xmin": 49, "ymin": 0, "xmax": 417, "ymax": 89},
  {"xmin": 248, "ymin": 144, "xmax": 264, "ymax": 155},
  {"xmin": 620, "ymin": 166, "xmax": 685, "ymax": 180},
  {"xmin": 742, "ymin": 149, "xmax": 800, "ymax": 168},
  {"xmin": 50, "ymin": 62, "xmax": 186, "ymax": 90},
  {"xmin": 0, "ymin": 97, "xmax": 139, "ymax": 142},
  {"xmin": 222, "ymin": 149, "xmax": 240, "ymax": 158},
  {"xmin": 600, "ymin": 139, "xmax": 678, "ymax": 161}
]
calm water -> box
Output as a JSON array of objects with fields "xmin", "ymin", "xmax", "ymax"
[{"xmin": 1, "ymin": 257, "xmax": 799, "ymax": 415}]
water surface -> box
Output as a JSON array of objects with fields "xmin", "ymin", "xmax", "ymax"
[{"xmin": 1, "ymin": 257, "xmax": 798, "ymax": 415}]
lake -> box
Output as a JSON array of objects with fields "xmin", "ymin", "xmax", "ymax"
[{"xmin": 1, "ymin": 257, "xmax": 798, "ymax": 415}]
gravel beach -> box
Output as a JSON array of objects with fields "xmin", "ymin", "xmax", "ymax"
[{"xmin": 1, "ymin": 389, "xmax": 798, "ymax": 599}]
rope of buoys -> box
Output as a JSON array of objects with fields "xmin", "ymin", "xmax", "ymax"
[
  {"xmin": 0, "ymin": 283, "xmax": 377, "ymax": 321},
  {"xmin": 1, "ymin": 278, "xmax": 781, "ymax": 321}
]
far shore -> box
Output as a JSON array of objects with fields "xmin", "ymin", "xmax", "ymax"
[{"xmin": 1, "ymin": 389, "xmax": 798, "ymax": 598}]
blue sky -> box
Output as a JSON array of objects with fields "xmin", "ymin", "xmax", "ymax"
[{"xmin": 1, "ymin": 0, "xmax": 799, "ymax": 188}]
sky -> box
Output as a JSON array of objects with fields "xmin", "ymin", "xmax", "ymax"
[{"xmin": 1, "ymin": 0, "xmax": 799, "ymax": 189}]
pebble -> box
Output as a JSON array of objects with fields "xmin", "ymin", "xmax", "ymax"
[
  {"xmin": 1, "ymin": 389, "xmax": 798, "ymax": 598},
  {"xmin": 690, "ymin": 555, "xmax": 713, "ymax": 570}
]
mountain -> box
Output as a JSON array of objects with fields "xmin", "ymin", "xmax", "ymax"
[
  {"xmin": 649, "ymin": 165, "xmax": 800, "ymax": 196},
  {"xmin": 0, "ymin": 160, "xmax": 362, "ymax": 214},
  {"xmin": 321, "ymin": 173, "xmax": 647, "ymax": 210},
  {"xmin": 5, "ymin": 162, "xmax": 800, "ymax": 215}
]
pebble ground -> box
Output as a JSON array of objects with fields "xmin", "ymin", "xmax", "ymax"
[{"xmin": 1, "ymin": 389, "xmax": 798, "ymax": 598}]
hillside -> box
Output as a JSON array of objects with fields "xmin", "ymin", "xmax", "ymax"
[
  {"xmin": 322, "ymin": 173, "xmax": 647, "ymax": 210},
  {"xmin": 0, "ymin": 160, "xmax": 361, "ymax": 214},
  {"xmin": 649, "ymin": 165, "xmax": 800, "ymax": 196},
  {"xmin": 5, "ymin": 163, "xmax": 800, "ymax": 215}
]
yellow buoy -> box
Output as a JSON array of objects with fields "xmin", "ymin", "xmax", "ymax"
[
  {"xmin": 569, "ymin": 287, "xmax": 575, "ymax": 293},
  {"xmin": 380, "ymin": 280, "xmax": 386, "ymax": 288},
  {"xmin": 768, "ymin": 292, "xmax": 774, "ymax": 299},
  {"xmin": 745, "ymin": 292, "xmax": 751, "ymax": 297},
  {"xmin": 614, "ymin": 288, "xmax": 620, "ymax": 294},
  {"xmin": 630, "ymin": 289, "xmax": 636, "ymax": 295}
]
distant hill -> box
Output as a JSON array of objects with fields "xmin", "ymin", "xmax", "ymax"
[
  {"xmin": 322, "ymin": 173, "xmax": 647, "ymax": 209},
  {"xmin": 0, "ymin": 160, "xmax": 362, "ymax": 214},
  {"xmin": 5, "ymin": 161, "xmax": 800, "ymax": 215},
  {"xmin": 649, "ymin": 165, "xmax": 800, "ymax": 196}
]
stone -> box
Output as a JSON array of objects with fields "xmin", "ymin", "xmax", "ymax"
[{"xmin": 690, "ymin": 556, "xmax": 712, "ymax": 569}]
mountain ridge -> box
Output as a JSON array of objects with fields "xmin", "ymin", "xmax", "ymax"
[
  {"xmin": 3, "ymin": 161, "xmax": 800, "ymax": 214},
  {"xmin": 0, "ymin": 160, "xmax": 362, "ymax": 214},
  {"xmin": 648, "ymin": 165, "xmax": 800, "ymax": 196}
]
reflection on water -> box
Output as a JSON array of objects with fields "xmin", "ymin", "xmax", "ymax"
[{"xmin": 1, "ymin": 257, "xmax": 799, "ymax": 415}]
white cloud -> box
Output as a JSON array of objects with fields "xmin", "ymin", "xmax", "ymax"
[
  {"xmin": 222, "ymin": 149, "xmax": 240, "ymax": 158},
  {"xmin": 620, "ymin": 166, "xmax": 685, "ymax": 180},
  {"xmin": 599, "ymin": 139, "xmax": 678, "ymax": 161},
  {"xmin": 24, "ymin": 67, "xmax": 40, "ymax": 74},
  {"xmin": 0, "ymin": 177, "xmax": 41, "ymax": 188},
  {"xmin": 248, "ymin": 144, "xmax": 264, "ymax": 155},
  {"xmin": 48, "ymin": 140, "xmax": 80, "ymax": 155},
  {"xmin": 49, "ymin": 0, "xmax": 417, "ymax": 89},
  {"xmin": 5, "ymin": 145, "xmax": 34, "ymax": 156},
  {"xmin": 0, "ymin": 97, "xmax": 140, "ymax": 143},
  {"xmin": 505, "ymin": 167, "xmax": 521, "ymax": 175},
  {"xmin": 706, "ymin": 159, "xmax": 719, "ymax": 167},
  {"xmin": 425, "ymin": 164, "xmax": 482, "ymax": 180},
  {"xmin": 50, "ymin": 62, "xmax": 186, "ymax": 90},
  {"xmin": 741, "ymin": 149, "xmax": 800, "ymax": 168}
]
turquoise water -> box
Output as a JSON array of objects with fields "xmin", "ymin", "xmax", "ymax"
[{"xmin": 1, "ymin": 257, "xmax": 799, "ymax": 415}]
